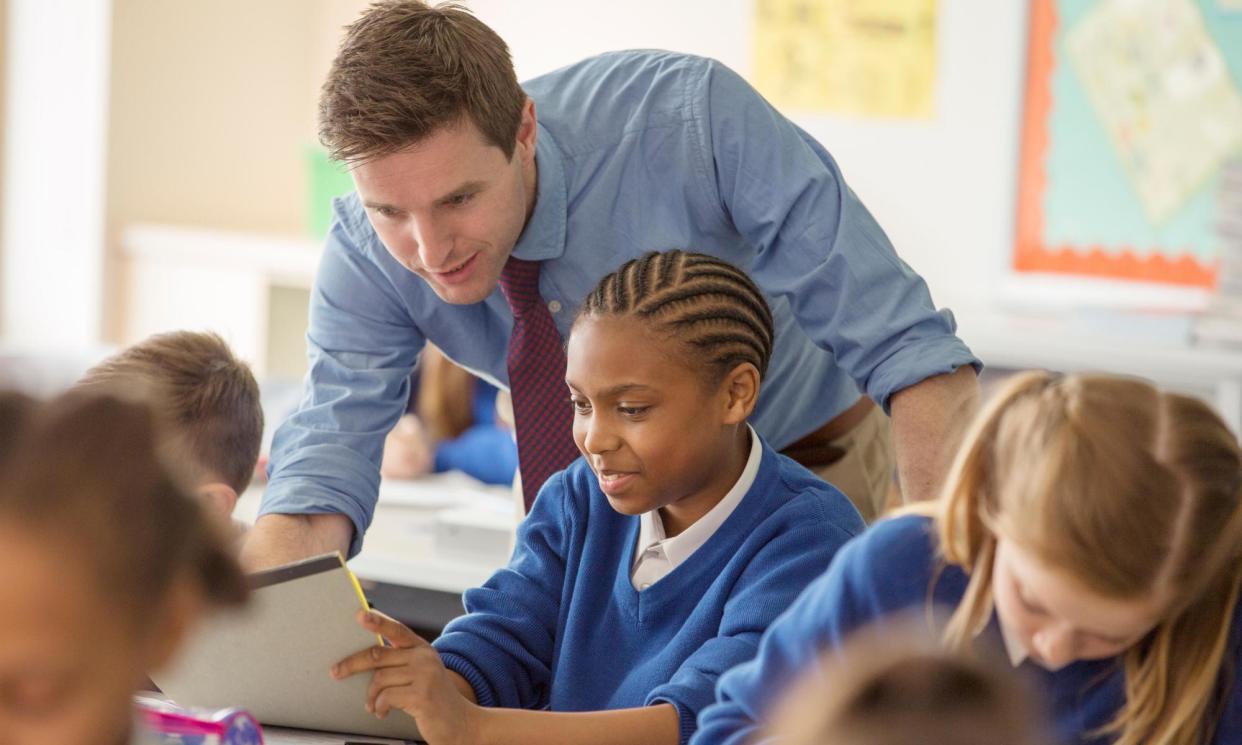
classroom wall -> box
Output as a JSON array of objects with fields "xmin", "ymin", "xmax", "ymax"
[
  {"xmin": 98, "ymin": 0, "xmax": 1029, "ymax": 352},
  {"xmin": 1, "ymin": 0, "xmax": 110, "ymax": 349},
  {"xmin": 0, "ymin": 0, "xmax": 7, "ymax": 337},
  {"xmin": 104, "ymin": 0, "xmax": 331, "ymax": 341},
  {"xmin": 464, "ymin": 0, "xmax": 1029, "ymax": 315}
]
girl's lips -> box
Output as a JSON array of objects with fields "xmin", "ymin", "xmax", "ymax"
[{"xmin": 597, "ymin": 470, "xmax": 637, "ymax": 496}]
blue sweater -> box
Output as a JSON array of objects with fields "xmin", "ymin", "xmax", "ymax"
[
  {"xmin": 432, "ymin": 440, "xmax": 865, "ymax": 745},
  {"xmin": 693, "ymin": 514, "xmax": 1242, "ymax": 745}
]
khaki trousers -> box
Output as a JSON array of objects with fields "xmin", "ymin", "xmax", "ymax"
[{"xmin": 807, "ymin": 405, "xmax": 896, "ymax": 523}]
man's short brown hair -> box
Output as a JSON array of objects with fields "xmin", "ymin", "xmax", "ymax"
[
  {"xmin": 319, "ymin": 1, "xmax": 526, "ymax": 163},
  {"xmin": 75, "ymin": 331, "xmax": 263, "ymax": 494}
]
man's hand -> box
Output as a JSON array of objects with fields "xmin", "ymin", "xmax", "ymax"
[
  {"xmin": 889, "ymin": 365, "xmax": 980, "ymax": 503},
  {"xmin": 332, "ymin": 610, "xmax": 482, "ymax": 745},
  {"xmin": 238, "ymin": 512, "xmax": 354, "ymax": 572}
]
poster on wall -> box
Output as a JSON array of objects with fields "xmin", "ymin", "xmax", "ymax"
[
  {"xmin": 753, "ymin": 0, "xmax": 938, "ymax": 118},
  {"xmin": 1015, "ymin": 0, "xmax": 1242, "ymax": 292}
]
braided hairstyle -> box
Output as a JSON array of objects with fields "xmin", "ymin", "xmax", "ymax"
[{"xmin": 577, "ymin": 250, "xmax": 775, "ymax": 384}]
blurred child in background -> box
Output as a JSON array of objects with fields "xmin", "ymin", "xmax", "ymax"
[
  {"xmin": 767, "ymin": 618, "xmax": 1051, "ymax": 745},
  {"xmin": 382, "ymin": 344, "xmax": 517, "ymax": 486},
  {"xmin": 0, "ymin": 391, "xmax": 249, "ymax": 745}
]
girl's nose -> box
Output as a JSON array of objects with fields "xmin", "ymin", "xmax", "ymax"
[{"xmin": 1032, "ymin": 627, "xmax": 1075, "ymax": 670}]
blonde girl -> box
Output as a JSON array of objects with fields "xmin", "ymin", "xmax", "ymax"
[{"xmin": 696, "ymin": 371, "xmax": 1242, "ymax": 745}]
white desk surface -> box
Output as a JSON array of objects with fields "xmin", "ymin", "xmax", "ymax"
[
  {"xmin": 236, "ymin": 471, "xmax": 516, "ymax": 595},
  {"xmin": 261, "ymin": 725, "xmax": 414, "ymax": 744}
]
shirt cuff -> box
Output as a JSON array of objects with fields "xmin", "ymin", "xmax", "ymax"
[{"xmin": 866, "ymin": 336, "xmax": 981, "ymax": 414}]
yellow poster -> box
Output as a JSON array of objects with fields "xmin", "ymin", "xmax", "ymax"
[{"xmin": 754, "ymin": 0, "xmax": 938, "ymax": 118}]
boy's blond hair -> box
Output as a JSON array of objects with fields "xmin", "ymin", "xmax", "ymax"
[
  {"xmin": 933, "ymin": 371, "xmax": 1242, "ymax": 745},
  {"xmin": 75, "ymin": 331, "xmax": 263, "ymax": 494}
]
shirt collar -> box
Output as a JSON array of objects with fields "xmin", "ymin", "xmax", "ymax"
[
  {"xmin": 636, "ymin": 425, "xmax": 763, "ymax": 567},
  {"xmin": 509, "ymin": 122, "xmax": 567, "ymax": 263},
  {"xmin": 999, "ymin": 610, "xmax": 1029, "ymax": 667}
]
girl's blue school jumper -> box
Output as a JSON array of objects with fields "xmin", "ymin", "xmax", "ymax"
[
  {"xmin": 693, "ymin": 514, "xmax": 1242, "ymax": 745},
  {"xmin": 431, "ymin": 439, "xmax": 865, "ymax": 745}
]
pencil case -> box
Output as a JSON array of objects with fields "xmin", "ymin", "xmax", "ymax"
[{"xmin": 134, "ymin": 694, "xmax": 265, "ymax": 745}]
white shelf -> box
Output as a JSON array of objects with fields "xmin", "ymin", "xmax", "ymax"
[
  {"xmin": 956, "ymin": 305, "xmax": 1242, "ymax": 434},
  {"xmin": 119, "ymin": 224, "xmax": 322, "ymax": 378}
]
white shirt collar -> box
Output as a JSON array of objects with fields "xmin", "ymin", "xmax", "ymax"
[
  {"xmin": 999, "ymin": 612, "xmax": 1029, "ymax": 666},
  {"xmin": 632, "ymin": 425, "xmax": 762, "ymax": 579}
]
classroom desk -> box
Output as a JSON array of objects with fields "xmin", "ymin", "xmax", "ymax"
[
  {"xmin": 261, "ymin": 726, "xmax": 414, "ymax": 745},
  {"xmin": 235, "ymin": 471, "xmax": 516, "ymax": 636}
]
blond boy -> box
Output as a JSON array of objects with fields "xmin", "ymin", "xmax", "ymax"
[{"xmin": 75, "ymin": 331, "xmax": 263, "ymax": 519}]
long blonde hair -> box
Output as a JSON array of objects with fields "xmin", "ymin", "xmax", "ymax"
[{"xmin": 935, "ymin": 371, "xmax": 1242, "ymax": 745}]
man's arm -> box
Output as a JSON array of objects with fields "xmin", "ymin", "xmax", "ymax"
[
  {"xmin": 254, "ymin": 195, "xmax": 425, "ymax": 566},
  {"xmin": 239, "ymin": 513, "xmax": 355, "ymax": 571},
  {"xmin": 888, "ymin": 365, "xmax": 980, "ymax": 503}
]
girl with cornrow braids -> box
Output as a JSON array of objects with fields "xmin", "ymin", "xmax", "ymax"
[
  {"xmin": 697, "ymin": 370, "xmax": 1242, "ymax": 745},
  {"xmin": 331, "ymin": 250, "xmax": 865, "ymax": 745}
]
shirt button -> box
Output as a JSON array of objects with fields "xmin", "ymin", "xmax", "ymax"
[{"xmin": 547, "ymin": 300, "xmax": 562, "ymax": 314}]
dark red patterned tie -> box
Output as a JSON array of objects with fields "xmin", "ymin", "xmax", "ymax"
[{"xmin": 498, "ymin": 257, "xmax": 580, "ymax": 511}]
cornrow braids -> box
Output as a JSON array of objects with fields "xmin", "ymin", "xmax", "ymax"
[{"xmin": 578, "ymin": 250, "xmax": 775, "ymax": 382}]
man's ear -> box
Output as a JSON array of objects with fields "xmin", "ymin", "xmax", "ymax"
[
  {"xmin": 720, "ymin": 362, "xmax": 761, "ymax": 426},
  {"xmin": 196, "ymin": 482, "xmax": 239, "ymax": 519},
  {"xmin": 515, "ymin": 97, "xmax": 538, "ymax": 164}
]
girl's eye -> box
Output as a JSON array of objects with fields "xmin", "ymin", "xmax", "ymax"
[
  {"xmin": 618, "ymin": 405, "xmax": 650, "ymax": 417},
  {"xmin": 570, "ymin": 399, "xmax": 591, "ymax": 414},
  {"xmin": 0, "ymin": 676, "xmax": 69, "ymax": 718},
  {"xmin": 1016, "ymin": 587, "xmax": 1047, "ymax": 617}
]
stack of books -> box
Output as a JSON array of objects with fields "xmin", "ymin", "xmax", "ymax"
[{"xmin": 1192, "ymin": 160, "xmax": 1242, "ymax": 347}]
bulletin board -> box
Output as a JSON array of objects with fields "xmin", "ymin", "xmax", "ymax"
[{"xmin": 1014, "ymin": 0, "xmax": 1242, "ymax": 289}]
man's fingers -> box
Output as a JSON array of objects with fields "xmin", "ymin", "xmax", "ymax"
[{"xmin": 357, "ymin": 609, "xmax": 428, "ymax": 649}]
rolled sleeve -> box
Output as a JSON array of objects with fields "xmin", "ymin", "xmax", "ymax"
[
  {"xmin": 696, "ymin": 60, "xmax": 980, "ymax": 411},
  {"xmin": 260, "ymin": 203, "xmax": 425, "ymax": 557}
]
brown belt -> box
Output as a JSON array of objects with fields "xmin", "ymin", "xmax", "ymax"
[{"xmin": 780, "ymin": 396, "xmax": 874, "ymax": 469}]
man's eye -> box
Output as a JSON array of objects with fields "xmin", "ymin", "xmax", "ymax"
[{"xmin": 448, "ymin": 193, "xmax": 475, "ymax": 207}]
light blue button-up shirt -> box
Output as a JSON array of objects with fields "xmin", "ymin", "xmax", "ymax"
[{"xmin": 263, "ymin": 51, "xmax": 979, "ymax": 555}]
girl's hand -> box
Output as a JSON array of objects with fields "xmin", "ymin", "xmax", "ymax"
[
  {"xmin": 331, "ymin": 610, "xmax": 481, "ymax": 745},
  {"xmin": 380, "ymin": 414, "xmax": 435, "ymax": 480}
]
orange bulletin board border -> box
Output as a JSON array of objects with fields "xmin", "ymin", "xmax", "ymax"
[{"xmin": 1014, "ymin": 0, "xmax": 1218, "ymax": 289}]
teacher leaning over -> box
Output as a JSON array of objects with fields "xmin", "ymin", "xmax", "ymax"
[{"xmin": 241, "ymin": 1, "xmax": 981, "ymax": 570}]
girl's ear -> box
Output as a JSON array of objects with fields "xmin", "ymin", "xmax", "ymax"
[{"xmin": 721, "ymin": 362, "xmax": 761, "ymax": 425}]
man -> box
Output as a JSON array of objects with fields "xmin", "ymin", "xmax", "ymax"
[{"xmin": 242, "ymin": 1, "xmax": 979, "ymax": 569}]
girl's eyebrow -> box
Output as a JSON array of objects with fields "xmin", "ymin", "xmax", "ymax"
[{"xmin": 600, "ymin": 383, "xmax": 654, "ymax": 398}]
